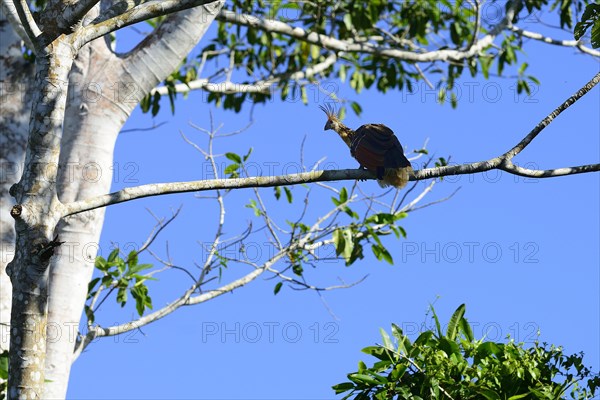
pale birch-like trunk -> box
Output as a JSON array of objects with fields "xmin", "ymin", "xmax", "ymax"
[
  {"xmin": 7, "ymin": 35, "xmax": 76, "ymax": 397},
  {"xmin": 0, "ymin": 14, "xmax": 33, "ymax": 353},
  {"xmin": 1, "ymin": 1, "xmax": 224, "ymax": 397},
  {"xmin": 41, "ymin": 3, "xmax": 225, "ymax": 398}
]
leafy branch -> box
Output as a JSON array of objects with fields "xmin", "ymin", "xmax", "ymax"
[{"xmin": 333, "ymin": 304, "xmax": 600, "ymax": 399}]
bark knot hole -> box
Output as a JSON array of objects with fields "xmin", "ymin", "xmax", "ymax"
[{"xmin": 10, "ymin": 204, "xmax": 22, "ymax": 218}]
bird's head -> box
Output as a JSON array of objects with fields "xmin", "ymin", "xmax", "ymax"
[{"xmin": 320, "ymin": 104, "xmax": 340, "ymax": 131}]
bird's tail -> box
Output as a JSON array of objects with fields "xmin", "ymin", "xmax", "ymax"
[{"xmin": 378, "ymin": 166, "xmax": 414, "ymax": 189}]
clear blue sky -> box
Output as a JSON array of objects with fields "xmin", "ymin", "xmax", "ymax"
[{"xmin": 67, "ymin": 14, "xmax": 599, "ymax": 400}]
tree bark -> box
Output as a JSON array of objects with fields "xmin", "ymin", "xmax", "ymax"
[
  {"xmin": 41, "ymin": 3, "xmax": 225, "ymax": 398},
  {"xmin": 7, "ymin": 36, "xmax": 75, "ymax": 399},
  {"xmin": 0, "ymin": 13, "xmax": 33, "ymax": 354}
]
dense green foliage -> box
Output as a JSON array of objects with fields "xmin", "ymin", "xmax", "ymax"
[
  {"xmin": 574, "ymin": 3, "xmax": 600, "ymax": 48},
  {"xmin": 333, "ymin": 305, "xmax": 600, "ymax": 399},
  {"xmin": 142, "ymin": 0, "xmax": 595, "ymax": 115}
]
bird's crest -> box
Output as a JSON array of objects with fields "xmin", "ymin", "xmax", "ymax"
[{"xmin": 319, "ymin": 103, "xmax": 340, "ymax": 123}]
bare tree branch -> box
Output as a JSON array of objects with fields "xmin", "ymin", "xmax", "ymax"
[
  {"xmin": 62, "ymin": 71, "xmax": 600, "ymax": 216},
  {"xmin": 61, "ymin": 159, "xmax": 600, "ymax": 217},
  {"xmin": 509, "ymin": 25, "xmax": 600, "ymax": 57},
  {"xmin": 11, "ymin": 0, "xmax": 41, "ymax": 47},
  {"xmin": 151, "ymin": 53, "xmax": 337, "ymax": 96},
  {"xmin": 215, "ymin": 2, "xmax": 518, "ymax": 63},
  {"xmin": 501, "ymin": 71, "xmax": 600, "ymax": 161},
  {"xmin": 78, "ymin": 0, "xmax": 220, "ymax": 44},
  {"xmin": 56, "ymin": 0, "xmax": 101, "ymax": 33},
  {"xmin": 1, "ymin": 0, "xmax": 35, "ymax": 49}
]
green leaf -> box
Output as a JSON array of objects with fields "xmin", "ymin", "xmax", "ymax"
[
  {"xmin": 480, "ymin": 56, "xmax": 492, "ymax": 79},
  {"xmin": 243, "ymin": 147, "xmax": 253, "ymax": 162},
  {"xmin": 333, "ymin": 229, "xmax": 345, "ymax": 256},
  {"xmin": 429, "ymin": 304, "xmax": 443, "ymax": 338},
  {"xmin": 101, "ymin": 275, "xmax": 113, "ymax": 287},
  {"xmin": 332, "ymin": 382, "xmax": 355, "ymax": 394},
  {"xmin": 117, "ymin": 287, "xmax": 127, "ymax": 306},
  {"xmin": 87, "ymin": 277, "xmax": 100, "ymax": 295},
  {"xmin": 339, "ymin": 187, "xmax": 348, "ymax": 203},
  {"xmin": 592, "ymin": 20, "xmax": 600, "ymax": 49},
  {"xmin": 292, "ymin": 264, "xmax": 303, "ymax": 276},
  {"xmin": 450, "ymin": 21, "xmax": 462, "ymax": 45},
  {"xmin": 447, "ymin": 303, "xmax": 466, "ymax": 340},
  {"xmin": 507, "ymin": 394, "xmax": 530, "ymax": 400},
  {"xmin": 438, "ymin": 337, "xmax": 461, "ymax": 356},
  {"xmin": 140, "ymin": 93, "xmax": 151, "ymax": 114},
  {"xmin": 94, "ymin": 256, "xmax": 107, "ymax": 271},
  {"xmin": 343, "ymin": 13, "xmax": 353, "ymax": 30},
  {"xmin": 477, "ymin": 389, "xmax": 502, "ymax": 400},
  {"xmin": 460, "ymin": 316, "xmax": 474, "ymax": 342},
  {"xmin": 371, "ymin": 245, "xmax": 393, "ymax": 264},
  {"xmin": 127, "ymin": 250, "xmax": 138, "ymax": 266},
  {"xmin": 518, "ymin": 62, "xmax": 529, "ymax": 76},
  {"xmin": 301, "ymin": 86, "xmax": 308, "ymax": 104},
  {"xmin": 390, "ymin": 323, "xmax": 404, "ymax": 341},
  {"xmin": 128, "ymin": 263, "xmax": 153, "ymax": 275},
  {"xmin": 341, "ymin": 229, "xmax": 354, "ymax": 262},
  {"xmin": 274, "ymin": 186, "xmax": 281, "ymax": 200},
  {"xmin": 273, "ymin": 282, "xmax": 283, "ymax": 295},
  {"xmin": 361, "ymin": 346, "xmax": 394, "ymax": 362},
  {"xmin": 116, "ymin": 259, "xmax": 126, "ymax": 274},
  {"xmin": 224, "ymin": 163, "xmax": 240, "ymax": 176},
  {"xmin": 151, "ymin": 92, "xmax": 161, "ymax": 116},
  {"xmin": 131, "ymin": 284, "xmax": 152, "ymax": 316},
  {"xmin": 339, "ymin": 64, "xmax": 347, "ymax": 83},
  {"xmin": 225, "ymin": 152, "xmax": 242, "ymax": 164},
  {"xmin": 107, "ymin": 249, "xmax": 119, "ymax": 264},
  {"xmin": 574, "ymin": 4, "xmax": 600, "ymax": 47},
  {"xmin": 350, "ymin": 101, "xmax": 362, "ymax": 116},
  {"xmin": 245, "ymin": 199, "xmax": 261, "ymax": 216},
  {"xmin": 348, "ymin": 373, "xmax": 381, "ymax": 386},
  {"xmin": 284, "ymin": 187, "xmax": 293, "ymax": 203},
  {"xmin": 380, "ymin": 328, "xmax": 394, "ymax": 350},
  {"xmin": 0, "ymin": 351, "xmax": 9, "ymax": 380},
  {"xmin": 475, "ymin": 341, "xmax": 503, "ymax": 361}
]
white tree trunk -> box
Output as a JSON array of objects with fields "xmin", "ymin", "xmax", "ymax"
[
  {"xmin": 41, "ymin": 3, "xmax": 224, "ymax": 398},
  {"xmin": 0, "ymin": 14, "xmax": 34, "ymax": 352},
  {"xmin": 8, "ymin": 34, "xmax": 76, "ymax": 397},
  {"xmin": 43, "ymin": 37, "xmax": 127, "ymax": 398}
]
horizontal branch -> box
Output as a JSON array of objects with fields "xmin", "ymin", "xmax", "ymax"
[
  {"xmin": 63, "ymin": 170, "xmax": 372, "ymax": 215},
  {"xmin": 63, "ymin": 70, "xmax": 600, "ymax": 217},
  {"xmin": 500, "ymin": 161, "xmax": 600, "ymax": 177},
  {"xmin": 63, "ymin": 160, "xmax": 599, "ymax": 217},
  {"xmin": 509, "ymin": 25, "xmax": 600, "ymax": 57},
  {"xmin": 152, "ymin": 53, "xmax": 337, "ymax": 96},
  {"xmin": 78, "ymin": 0, "xmax": 221, "ymax": 45},
  {"xmin": 215, "ymin": 5, "xmax": 515, "ymax": 63}
]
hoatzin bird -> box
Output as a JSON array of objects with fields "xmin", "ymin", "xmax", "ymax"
[{"xmin": 320, "ymin": 104, "xmax": 414, "ymax": 189}]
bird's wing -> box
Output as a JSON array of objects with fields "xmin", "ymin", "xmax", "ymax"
[{"xmin": 351, "ymin": 124, "xmax": 411, "ymax": 171}]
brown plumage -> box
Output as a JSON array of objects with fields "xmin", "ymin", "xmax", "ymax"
[{"xmin": 320, "ymin": 104, "xmax": 413, "ymax": 189}]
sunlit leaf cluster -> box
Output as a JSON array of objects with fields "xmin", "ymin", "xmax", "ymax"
[
  {"xmin": 87, "ymin": 249, "xmax": 155, "ymax": 323},
  {"xmin": 333, "ymin": 304, "xmax": 600, "ymax": 399}
]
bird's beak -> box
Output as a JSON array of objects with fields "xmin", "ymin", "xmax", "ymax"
[{"xmin": 324, "ymin": 120, "xmax": 332, "ymax": 131}]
